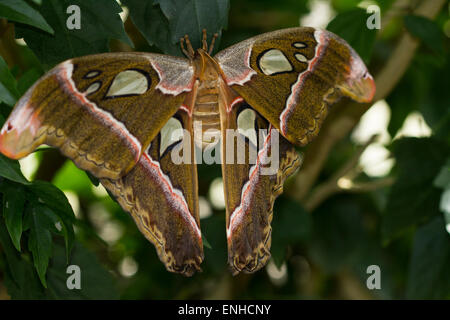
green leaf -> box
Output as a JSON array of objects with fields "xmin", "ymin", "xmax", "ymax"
[
  {"xmin": 157, "ymin": 0, "xmax": 229, "ymax": 50},
  {"xmin": 2, "ymin": 252, "xmax": 48, "ymax": 299},
  {"xmin": 382, "ymin": 138, "xmax": 450, "ymax": 242},
  {"xmin": 0, "ymin": 182, "xmax": 26, "ymax": 251},
  {"xmin": 309, "ymin": 196, "xmax": 366, "ymax": 273},
  {"xmin": 0, "ymin": 55, "xmax": 20, "ymax": 106},
  {"xmin": 17, "ymin": 68, "xmax": 43, "ymax": 95},
  {"xmin": 28, "ymin": 180, "xmax": 75, "ymax": 256},
  {"xmin": 387, "ymin": 48, "xmax": 450, "ymax": 139},
  {"xmin": 2, "ymin": 239, "xmax": 119, "ymax": 299},
  {"xmin": 326, "ymin": 8, "xmax": 377, "ymax": 64},
  {"xmin": 45, "ymin": 242, "xmax": 120, "ymax": 299},
  {"xmin": 434, "ymin": 159, "xmax": 450, "ymax": 189},
  {"xmin": 385, "ymin": 66, "xmax": 425, "ymax": 137},
  {"xmin": 0, "ymin": 0, "xmax": 54, "ymax": 34},
  {"xmin": 15, "ymin": 0, "xmax": 132, "ymax": 69},
  {"xmin": 406, "ymin": 216, "xmax": 450, "ymax": 299},
  {"xmin": 0, "ymin": 154, "xmax": 29, "ymax": 185},
  {"xmin": 26, "ymin": 204, "xmax": 55, "ymax": 287},
  {"xmin": 271, "ymin": 197, "xmax": 311, "ymax": 268},
  {"xmin": 404, "ymin": 15, "xmax": 444, "ymax": 55},
  {"xmin": 331, "ymin": 0, "xmax": 361, "ymax": 11},
  {"xmin": 0, "ymin": 217, "xmax": 29, "ymax": 289},
  {"xmin": 124, "ymin": 0, "xmax": 178, "ymax": 55},
  {"xmin": 419, "ymin": 59, "xmax": 450, "ymax": 140},
  {"xmin": 126, "ymin": 0, "xmax": 229, "ymax": 55}
]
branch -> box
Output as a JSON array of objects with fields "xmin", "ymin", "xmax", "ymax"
[
  {"xmin": 287, "ymin": 0, "xmax": 447, "ymax": 207},
  {"xmin": 0, "ymin": 20, "xmax": 27, "ymax": 71},
  {"xmin": 303, "ymin": 135, "xmax": 394, "ymax": 211}
]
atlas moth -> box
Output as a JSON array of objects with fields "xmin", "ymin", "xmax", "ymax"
[{"xmin": 0, "ymin": 28, "xmax": 375, "ymax": 276}]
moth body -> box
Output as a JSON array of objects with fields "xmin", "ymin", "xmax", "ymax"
[
  {"xmin": 192, "ymin": 77, "xmax": 221, "ymax": 148},
  {"xmin": 191, "ymin": 48, "xmax": 226, "ymax": 149}
]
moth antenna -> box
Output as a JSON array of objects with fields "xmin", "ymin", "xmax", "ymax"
[
  {"xmin": 208, "ymin": 33, "xmax": 218, "ymax": 55},
  {"xmin": 180, "ymin": 37, "xmax": 191, "ymax": 58},
  {"xmin": 202, "ymin": 29, "xmax": 208, "ymax": 51},
  {"xmin": 184, "ymin": 34, "xmax": 195, "ymax": 58}
]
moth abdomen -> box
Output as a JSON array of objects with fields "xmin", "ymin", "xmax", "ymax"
[{"xmin": 193, "ymin": 79, "xmax": 221, "ymax": 148}]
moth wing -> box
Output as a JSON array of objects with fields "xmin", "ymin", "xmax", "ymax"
[
  {"xmin": 0, "ymin": 53, "xmax": 194, "ymax": 179},
  {"xmin": 101, "ymin": 104, "xmax": 203, "ymax": 276},
  {"xmin": 219, "ymin": 89, "xmax": 301, "ymax": 274},
  {"xmin": 215, "ymin": 27, "xmax": 375, "ymax": 146}
]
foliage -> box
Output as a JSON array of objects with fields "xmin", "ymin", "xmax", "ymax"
[
  {"xmin": 0, "ymin": 0, "xmax": 449, "ymax": 300},
  {"xmin": 327, "ymin": 8, "xmax": 377, "ymax": 63}
]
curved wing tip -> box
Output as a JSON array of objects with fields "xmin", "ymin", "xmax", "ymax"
[
  {"xmin": 346, "ymin": 52, "xmax": 376, "ymax": 103},
  {"xmin": 0, "ymin": 117, "xmax": 42, "ymax": 160},
  {"xmin": 0, "ymin": 128, "xmax": 26, "ymax": 160},
  {"xmin": 357, "ymin": 73, "xmax": 376, "ymax": 103},
  {"xmin": 339, "ymin": 69, "xmax": 376, "ymax": 104}
]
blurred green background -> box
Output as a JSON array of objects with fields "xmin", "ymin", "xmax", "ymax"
[{"xmin": 0, "ymin": 0, "xmax": 449, "ymax": 299}]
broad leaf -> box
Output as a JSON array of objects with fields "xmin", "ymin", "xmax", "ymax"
[
  {"xmin": 419, "ymin": 58, "xmax": 450, "ymax": 140},
  {"xmin": 271, "ymin": 196, "xmax": 311, "ymax": 268},
  {"xmin": 2, "ymin": 237, "xmax": 119, "ymax": 299},
  {"xmin": 406, "ymin": 216, "xmax": 450, "ymax": 299},
  {"xmin": 126, "ymin": 0, "xmax": 229, "ymax": 55},
  {"xmin": 156, "ymin": 0, "xmax": 229, "ymax": 50},
  {"xmin": 327, "ymin": 8, "xmax": 377, "ymax": 64},
  {"xmin": 382, "ymin": 138, "xmax": 450, "ymax": 242},
  {"xmin": 0, "ymin": 154, "xmax": 29, "ymax": 185},
  {"xmin": 26, "ymin": 204, "xmax": 55, "ymax": 287},
  {"xmin": 385, "ymin": 66, "xmax": 425, "ymax": 137},
  {"xmin": 15, "ymin": 0, "xmax": 132, "ymax": 69},
  {"xmin": 123, "ymin": 0, "xmax": 177, "ymax": 55},
  {"xmin": 28, "ymin": 180, "xmax": 75, "ymax": 255},
  {"xmin": 404, "ymin": 15, "xmax": 444, "ymax": 55},
  {"xmin": 0, "ymin": 0, "xmax": 54, "ymax": 34},
  {"xmin": 0, "ymin": 216, "xmax": 28, "ymax": 289},
  {"xmin": 17, "ymin": 68, "xmax": 43, "ymax": 95},
  {"xmin": 309, "ymin": 195, "xmax": 366, "ymax": 273},
  {"xmin": 0, "ymin": 182, "xmax": 26, "ymax": 251},
  {"xmin": 45, "ymin": 242, "xmax": 120, "ymax": 299},
  {"xmin": 0, "ymin": 56, "xmax": 20, "ymax": 106}
]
